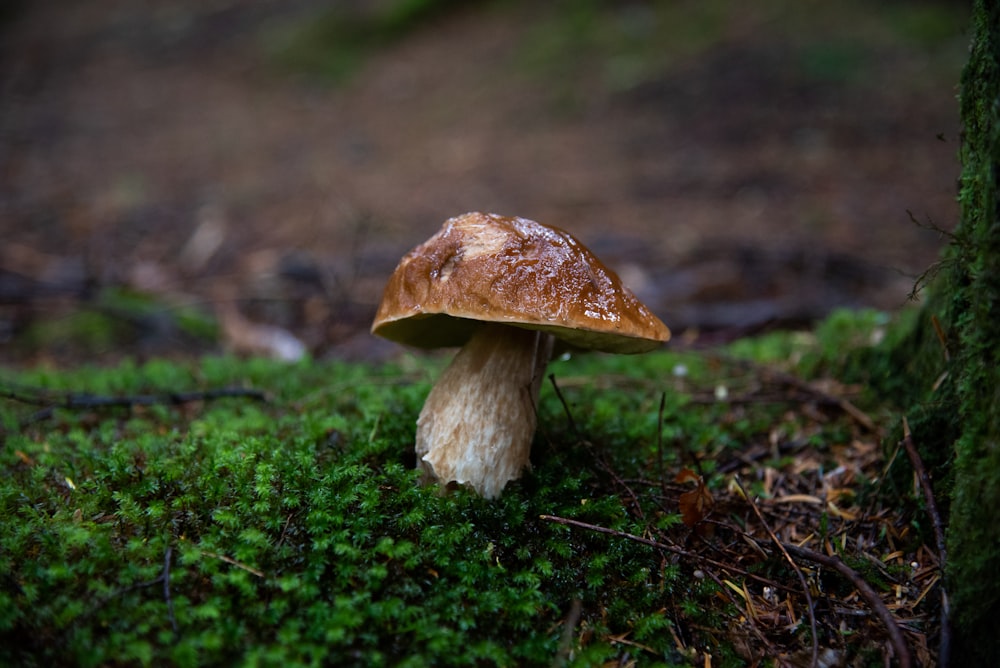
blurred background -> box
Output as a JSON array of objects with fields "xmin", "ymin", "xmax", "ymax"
[{"xmin": 0, "ymin": 0, "xmax": 968, "ymax": 365}]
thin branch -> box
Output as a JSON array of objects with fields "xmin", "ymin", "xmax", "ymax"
[
  {"xmin": 656, "ymin": 391, "xmax": 666, "ymax": 487},
  {"xmin": 547, "ymin": 374, "xmax": 580, "ymax": 440},
  {"xmin": 552, "ymin": 597, "xmax": 583, "ymax": 668},
  {"xmin": 929, "ymin": 315, "xmax": 951, "ymax": 362},
  {"xmin": 906, "ymin": 209, "xmax": 956, "ymax": 241},
  {"xmin": 162, "ymin": 546, "xmax": 178, "ymax": 633},
  {"xmin": 68, "ymin": 546, "xmax": 178, "ymax": 633},
  {"xmin": 901, "ymin": 420, "xmax": 947, "ymax": 566},
  {"xmin": 1, "ymin": 385, "xmax": 268, "ymax": 410},
  {"xmin": 2, "ymin": 384, "xmax": 268, "ymax": 430},
  {"xmin": 783, "ymin": 543, "xmax": 913, "ymax": 668},
  {"xmin": 734, "ymin": 476, "xmax": 819, "ymax": 668},
  {"xmin": 902, "ymin": 210, "xmax": 957, "ymax": 302},
  {"xmin": 201, "ymin": 550, "xmax": 266, "ymax": 578},
  {"xmin": 901, "ymin": 418, "xmax": 950, "ymax": 668}
]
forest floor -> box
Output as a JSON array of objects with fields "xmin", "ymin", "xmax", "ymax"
[
  {"xmin": 1, "ymin": 322, "xmax": 948, "ymax": 666},
  {"xmin": 0, "ymin": 3, "xmax": 964, "ymax": 664}
]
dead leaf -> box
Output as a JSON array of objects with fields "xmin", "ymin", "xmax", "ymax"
[{"xmin": 676, "ymin": 468, "xmax": 714, "ymax": 527}]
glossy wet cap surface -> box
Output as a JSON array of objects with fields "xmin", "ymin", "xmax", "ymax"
[{"xmin": 371, "ymin": 212, "xmax": 670, "ymax": 353}]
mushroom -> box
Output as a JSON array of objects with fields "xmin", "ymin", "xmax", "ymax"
[{"xmin": 371, "ymin": 212, "xmax": 670, "ymax": 498}]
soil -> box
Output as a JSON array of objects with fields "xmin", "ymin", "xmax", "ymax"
[{"xmin": 0, "ymin": 0, "xmax": 967, "ymax": 364}]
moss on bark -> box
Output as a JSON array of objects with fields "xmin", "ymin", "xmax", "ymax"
[
  {"xmin": 947, "ymin": 0, "xmax": 1000, "ymax": 661},
  {"xmin": 875, "ymin": 0, "xmax": 1000, "ymax": 662}
]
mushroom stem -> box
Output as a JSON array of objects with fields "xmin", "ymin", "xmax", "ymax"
[{"xmin": 415, "ymin": 323, "xmax": 555, "ymax": 498}]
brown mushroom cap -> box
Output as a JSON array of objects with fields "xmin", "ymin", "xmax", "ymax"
[{"xmin": 371, "ymin": 212, "xmax": 670, "ymax": 354}]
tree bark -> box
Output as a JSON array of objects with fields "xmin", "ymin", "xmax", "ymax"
[
  {"xmin": 889, "ymin": 1, "xmax": 1000, "ymax": 663},
  {"xmin": 945, "ymin": 2, "xmax": 1000, "ymax": 663}
]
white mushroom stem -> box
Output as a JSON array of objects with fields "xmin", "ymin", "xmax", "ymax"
[{"xmin": 415, "ymin": 323, "xmax": 555, "ymax": 499}]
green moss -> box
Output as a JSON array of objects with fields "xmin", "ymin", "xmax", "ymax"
[
  {"xmin": 944, "ymin": 0, "xmax": 1000, "ymax": 659},
  {"xmin": 2, "ymin": 321, "xmax": 886, "ymax": 666},
  {"xmin": 858, "ymin": 0, "xmax": 1000, "ymax": 662},
  {"xmin": 0, "ymin": 355, "xmax": 686, "ymax": 665},
  {"xmin": 5, "ymin": 281, "xmax": 959, "ymax": 668}
]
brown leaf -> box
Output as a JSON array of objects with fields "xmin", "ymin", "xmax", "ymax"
[{"xmin": 676, "ymin": 468, "xmax": 714, "ymax": 527}]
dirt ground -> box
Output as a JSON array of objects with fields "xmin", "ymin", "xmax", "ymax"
[{"xmin": 0, "ymin": 0, "xmax": 968, "ymax": 363}]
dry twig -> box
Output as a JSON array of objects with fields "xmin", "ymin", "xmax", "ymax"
[
  {"xmin": 2, "ymin": 385, "xmax": 267, "ymax": 410},
  {"xmin": 901, "ymin": 418, "xmax": 950, "ymax": 667},
  {"xmin": 552, "ymin": 597, "xmax": 583, "ymax": 668},
  {"xmin": 1, "ymin": 384, "xmax": 268, "ymax": 431},
  {"xmin": 547, "ymin": 374, "xmax": 581, "ymax": 439},
  {"xmin": 201, "ymin": 550, "xmax": 266, "ymax": 578}
]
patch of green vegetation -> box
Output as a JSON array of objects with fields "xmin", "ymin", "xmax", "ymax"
[
  {"xmin": 262, "ymin": 0, "xmax": 968, "ymax": 113},
  {"xmin": 0, "ymin": 313, "xmax": 908, "ymax": 665},
  {"xmin": 0, "ymin": 354, "xmax": 687, "ymax": 665},
  {"xmin": 727, "ymin": 308, "xmax": 897, "ymax": 378},
  {"xmin": 99, "ymin": 287, "xmax": 218, "ymax": 342},
  {"xmin": 513, "ymin": 0, "xmax": 968, "ymax": 108},
  {"xmin": 515, "ymin": 0, "xmax": 729, "ymax": 105},
  {"xmin": 16, "ymin": 287, "xmax": 218, "ymax": 361},
  {"xmin": 264, "ymin": 0, "xmax": 493, "ymax": 83},
  {"xmin": 22, "ymin": 309, "xmax": 123, "ymax": 353}
]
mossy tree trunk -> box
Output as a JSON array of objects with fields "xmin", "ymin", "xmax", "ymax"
[
  {"xmin": 892, "ymin": 0, "xmax": 1000, "ymax": 663},
  {"xmin": 947, "ymin": 1, "xmax": 1000, "ymax": 662}
]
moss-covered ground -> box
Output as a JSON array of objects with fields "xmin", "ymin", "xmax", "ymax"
[{"xmin": 2, "ymin": 310, "xmax": 942, "ymax": 666}]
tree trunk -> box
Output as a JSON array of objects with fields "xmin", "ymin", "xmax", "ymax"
[
  {"xmin": 946, "ymin": 1, "xmax": 1000, "ymax": 663},
  {"xmin": 890, "ymin": 1, "xmax": 1000, "ymax": 663}
]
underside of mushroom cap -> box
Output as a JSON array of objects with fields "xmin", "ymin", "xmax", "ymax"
[{"xmin": 371, "ymin": 212, "xmax": 670, "ymax": 354}]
